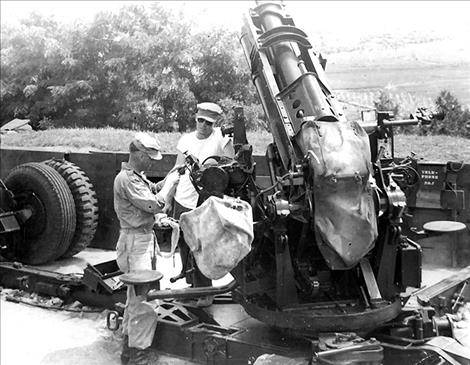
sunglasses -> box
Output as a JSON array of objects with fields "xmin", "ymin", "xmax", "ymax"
[{"xmin": 196, "ymin": 118, "xmax": 214, "ymax": 126}]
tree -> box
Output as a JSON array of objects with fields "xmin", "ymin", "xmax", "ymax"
[
  {"xmin": 0, "ymin": 14, "xmax": 66, "ymax": 127},
  {"xmin": 0, "ymin": 5, "xmax": 261, "ymax": 131},
  {"xmin": 373, "ymin": 90, "xmax": 400, "ymax": 118},
  {"xmin": 106, "ymin": 4, "xmax": 197, "ymax": 131},
  {"xmin": 428, "ymin": 90, "xmax": 470, "ymax": 137},
  {"xmin": 191, "ymin": 27, "xmax": 257, "ymax": 104}
]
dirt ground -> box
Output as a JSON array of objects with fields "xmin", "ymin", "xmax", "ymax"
[
  {"xmin": 0, "ymin": 248, "xmax": 465, "ymax": 365},
  {"xmin": 0, "ymin": 249, "xmax": 228, "ymax": 365}
]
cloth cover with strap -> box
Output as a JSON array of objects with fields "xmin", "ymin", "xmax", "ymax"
[
  {"xmin": 179, "ymin": 196, "xmax": 254, "ymax": 280},
  {"xmin": 154, "ymin": 213, "xmax": 180, "ymax": 258}
]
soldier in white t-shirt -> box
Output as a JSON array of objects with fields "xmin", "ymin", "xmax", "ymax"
[{"xmin": 171, "ymin": 102, "xmax": 234, "ymax": 307}]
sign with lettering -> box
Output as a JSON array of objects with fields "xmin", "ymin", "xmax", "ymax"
[{"xmin": 419, "ymin": 165, "xmax": 445, "ymax": 190}]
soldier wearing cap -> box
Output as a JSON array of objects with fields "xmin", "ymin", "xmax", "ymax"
[
  {"xmin": 113, "ymin": 132, "xmax": 166, "ymax": 365},
  {"xmin": 170, "ymin": 102, "xmax": 235, "ymax": 307}
]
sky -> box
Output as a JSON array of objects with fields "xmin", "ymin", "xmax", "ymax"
[{"xmin": 1, "ymin": 0, "xmax": 469, "ymax": 42}]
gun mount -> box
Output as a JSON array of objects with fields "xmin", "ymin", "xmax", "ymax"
[{"xmin": 177, "ymin": 2, "xmax": 452, "ymax": 336}]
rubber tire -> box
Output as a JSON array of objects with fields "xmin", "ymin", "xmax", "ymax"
[
  {"xmin": 45, "ymin": 159, "xmax": 99, "ymax": 257},
  {"xmin": 4, "ymin": 162, "xmax": 76, "ymax": 264}
]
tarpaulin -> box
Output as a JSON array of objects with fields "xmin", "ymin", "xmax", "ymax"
[{"xmin": 180, "ymin": 196, "xmax": 254, "ymax": 279}]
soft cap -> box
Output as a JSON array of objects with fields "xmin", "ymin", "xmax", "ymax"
[
  {"xmin": 195, "ymin": 102, "xmax": 223, "ymax": 124},
  {"xmin": 133, "ymin": 132, "xmax": 162, "ymax": 160}
]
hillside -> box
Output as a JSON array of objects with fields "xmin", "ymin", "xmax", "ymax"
[{"xmin": 309, "ymin": 29, "xmax": 470, "ymax": 108}]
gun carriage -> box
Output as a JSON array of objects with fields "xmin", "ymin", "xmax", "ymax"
[{"xmin": 175, "ymin": 1, "xmax": 436, "ymax": 335}]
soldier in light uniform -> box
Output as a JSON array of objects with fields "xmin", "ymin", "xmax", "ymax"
[
  {"xmin": 113, "ymin": 132, "xmax": 166, "ymax": 365},
  {"xmin": 171, "ymin": 102, "xmax": 235, "ymax": 307}
]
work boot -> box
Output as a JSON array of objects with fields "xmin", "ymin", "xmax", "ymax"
[
  {"xmin": 120, "ymin": 335, "xmax": 130, "ymax": 364},
  {"xmin": 196, "ymin": 295, "xmax": 214, "ymax": 308},
  {"xmin": 128, "ymin": 347, "xmax": 151, "ymax": 365}
]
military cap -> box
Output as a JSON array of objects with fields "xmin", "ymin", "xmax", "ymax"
[
  {"xmin": 133, "ymin": 132, "xmax": 162, "ymax": 160},
  {"xmin": 195, "ymin": 102, "xmax": 224, "ymax": 124}
]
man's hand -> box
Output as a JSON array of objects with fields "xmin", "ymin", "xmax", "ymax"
[
  {"xmin": 165, "ymin": 169, "xmax": 181, "ymax": 186},
  {"xmin": 154, "ymin": 212, "xmax": 168, "ymax": 227},
  {"xmin": 155, "ymin": 180, "xmax": 165, "ymax": 192},
  {"xmin": 155, "ymin": 193, "xmax": 165, "ymax": 209},
  {"xmin": 163, "ymin": 201, "xmax": 173, "ymax": 215}
]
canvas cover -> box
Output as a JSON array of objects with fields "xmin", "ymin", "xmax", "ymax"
[
  {"xmin": 179, "ymin": 195, "xmax": 254, "ymax": 279},
  {"xmin": 296, "ymin": 119, "xmax": 378, "ymax": 270}
]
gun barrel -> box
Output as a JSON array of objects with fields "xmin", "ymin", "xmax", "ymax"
[
  {"xmin": 361, "ymin": 118, "xmax": 428, "ymax": 133},
  {"xmin": 241, "ymin": 2, "xmax": 344, "ymax": 168},
  {"xmin": 256, "ymin": 3, "xmax": 303, "ymax": 86}
]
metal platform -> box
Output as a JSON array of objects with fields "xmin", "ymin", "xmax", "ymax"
[
  {"xmin": 153, "ymin": 299, "xmax": 316, "ymax": 364},
  {"xmin": 151, "ymin": 297, "xmax": 469, "ymax": 365}
]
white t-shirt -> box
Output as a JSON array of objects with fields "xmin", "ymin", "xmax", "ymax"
[{"xmin": 175, "ymin": 128, "xmax": 232, "ymax": 209}]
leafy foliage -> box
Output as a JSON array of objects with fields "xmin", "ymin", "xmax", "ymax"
[
  {"xmin": 0, "ymin": 5, "xmax": 259, "ymax": 132},
  {"xmin": 218, "ymin": 97, "xmax": 268, "ymax": 131},
  {"xmin": 1, "ymin": 5, "xmax": 468, "ymax": 139},
  {"xmin": 372, "ymin": 90, "xmax": 416, "ymax": 134},
  {"xmin": 370, "ymin": 89, "xmax": 470, "ymax": 138},
  {"xmin": 373, "ymin": 90, "xmax": 400, "ymax": 118},
  {"xmin": 424, "ymin": 90, "xmax": 470, "ymax": 137},
  {"xmin": 190, "ymin": 28, "xmax": 256, "ymax": 104}
]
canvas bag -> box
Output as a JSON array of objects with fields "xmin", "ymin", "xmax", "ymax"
[{"xmin": 179, "ymin": 196, "xmax": 254, "ymax": 280}]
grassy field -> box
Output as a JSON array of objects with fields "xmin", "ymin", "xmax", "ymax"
[
  {"xmin": 1, "ymin": 128, "xmax": 468, "ymax": 163},
  {"xmin": 334, "ymin": 90, "xmax": 436, "ymax": 122},
  {"xmin": 325, "ymin": 37, "xmax": 470, "ymax": 107},
  {"xmin": 328, "ymin": 64, "xmax": 470, "ymax": 110}
]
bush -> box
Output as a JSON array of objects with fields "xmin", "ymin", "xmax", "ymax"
[
  {"xmin": 372, "ymin": 90, "xmax": 417, "ymax": 134},
  {"xmin": 422, "ymin": 90, "xmax": 470, "ymax": 138},
  {"xmin": 373, "ymin": 90, "xmax": 400, "ymax": 117},
  {"xmin": 217, "ymin": 97, "xmax": 268, "ymax": 131}
]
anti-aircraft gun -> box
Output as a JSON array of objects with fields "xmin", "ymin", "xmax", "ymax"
[{"xmin": 175, "ymin": 1, "xmax": 446, "ymax": 336}]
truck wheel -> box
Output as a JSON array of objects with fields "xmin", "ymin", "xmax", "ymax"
[
  {"xmin": 45, "ymin": 159, "xmax": 99, "ymax": 257},
  {"xmin": 4, "ymin": 163, "xmax": 76, "ymax": 264}
]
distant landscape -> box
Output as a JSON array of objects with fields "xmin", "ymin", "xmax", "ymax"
[
  {"xmin": 314, "ymin": 31, "xmax": 470, "ymax": 111},
  {"xmin": 330, "ymin": 63, "xmax": 469, "ymax": 106}
]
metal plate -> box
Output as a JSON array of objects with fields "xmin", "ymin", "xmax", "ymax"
[
  {"xmin": 119, "ymin": 270, "xmax": 163, "ymax": 285},
  {"xmin": 423, "ymin": 221, "xmax": 467, "ymax": 233}
]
